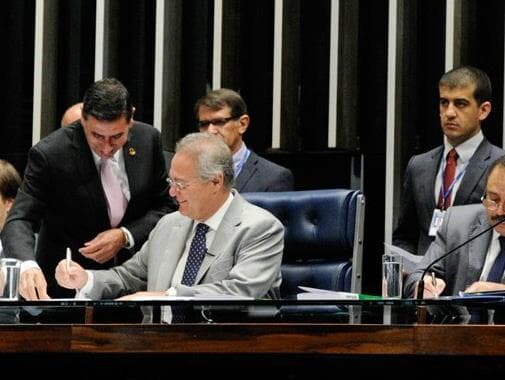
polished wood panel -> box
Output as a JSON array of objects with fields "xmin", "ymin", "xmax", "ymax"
[{"xmin": 0, "ymin": 323, "xmax": 503, "ymax": 356}]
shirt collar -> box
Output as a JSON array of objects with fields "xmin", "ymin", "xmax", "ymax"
[
  {"xmin": 197, "ymin": 192, "xmax": 234, "ymax": 232},
  {"xmin": 443, "ymin": 130, "xmax": 483, "ymax": 164}
]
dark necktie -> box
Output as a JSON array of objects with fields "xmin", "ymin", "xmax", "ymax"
[
  {"xmin": 181, "ymin": 223, "xmax": 210, "ymax": 286},
  {"xmin": 487, "ymin": 236, "xmax": 505, "ymax": 282},
  {"xmin": 437, "ymin": 148, "xmax": 458, "ymax": 210}
]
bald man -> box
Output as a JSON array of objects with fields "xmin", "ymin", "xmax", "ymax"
[{"xmin": 61, "ymin": 102, "xmax": 83, "ymax": 127}]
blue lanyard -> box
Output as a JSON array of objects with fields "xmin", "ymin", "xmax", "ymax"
[{"xmin": 439, "ymin": 165, "xmax": 465, "ymax": 209}]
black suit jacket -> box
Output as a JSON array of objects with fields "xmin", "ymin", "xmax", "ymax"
[
  {"xmin": 393, "ymin": 138, "xmax": 504, "ymax": 255},
  {"xmin": 235, "ymin": 151, "xmax": 294, "ymax": 192},
  {"xmin": 1, "ymin": 121, "xmax": 177, "ymax": 297}
]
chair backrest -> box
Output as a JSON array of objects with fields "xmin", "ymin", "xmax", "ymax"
[{"xmin": 242, "ymin": 189, "xmax": 365, "ymax": 298}]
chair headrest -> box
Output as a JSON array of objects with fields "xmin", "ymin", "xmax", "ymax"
[{"xmin": 242, "ymin": 189, "xmax": 361, "ymax": 261}]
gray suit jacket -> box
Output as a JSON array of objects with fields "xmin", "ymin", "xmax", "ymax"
[
  {"xmin": 404, "ymin": 204, "xmax": 495, "ymax": 297},
  {"xmin": 1, "ymin": 121, "xmax": 177, "ymax": 297},
  {"xmin": 393, "ymin": 138, "xmax": 504, "ymax": 255},
  {"xmin": 235, "ymin": 151, "xmax": 294, "ymax": 192},
  {"xmin": 89, "ymin": 191, "xmax": 284, "ymax": 299}
]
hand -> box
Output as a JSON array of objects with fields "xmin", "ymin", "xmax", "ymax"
[
  {"xmin": 464, "ymin": 281, "xmax": 505, "ymax": 293},
  {"xmin": 116, "ymin": 291, "xmax": 166, "ymax": 300},
  {"xmin": 55, "ymin": 259, "xmax": 88, "ymax": 290},
  {"xmin": 421, "ymin": 274, "xmax": 446, "ymax": 298},
  {"xmin": 79, "ymin": 228, "xmax": 125, "ymax": 264},
  {"xmin": 19, "ymin": 267, "xmax": 50, "ymax": 300}
]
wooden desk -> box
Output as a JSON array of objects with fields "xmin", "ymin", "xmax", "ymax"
[{"xmin": 0, "ymin": 323, "xmax": 503, "ymax": 355}]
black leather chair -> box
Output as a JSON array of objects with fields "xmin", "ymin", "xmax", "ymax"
[{"xmin": 242, "ymin": 188, "xmax": 365, "ymax": 299}]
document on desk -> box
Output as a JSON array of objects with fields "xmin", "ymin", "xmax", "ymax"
[
  {"xmin": 297, "ymin": 286, "xmax": 360, "ymax": 300},
  {"xmin": 296, "ymin": 286, "xmax": 382, "ymax": 300},
  {"xmin": 122, "ymin": 295, "xmax": 254, "ymax": 301}
]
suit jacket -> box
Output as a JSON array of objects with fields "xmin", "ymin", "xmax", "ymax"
[
  {"xmin": 403, "ymin": 204, "xmax": 495, "ymax": 297},
  {"xmin": 1, "ymin": 121, "xmax": 177, "ymax": 297},
  {"xmin": 89, "ymin": 191, "xmax": 284, "ymax": 300},
  {"xmin": 235, "ymin": 151, "xmax": 294, "ymax": 192},
  {"xmin": 393, "ymin": 138, "xmax": 504, "ymax": 255}
]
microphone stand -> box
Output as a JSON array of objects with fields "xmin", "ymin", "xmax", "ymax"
[{"xmin": 416, "ymin": 216, "xmax": 505, "ymax": 300}]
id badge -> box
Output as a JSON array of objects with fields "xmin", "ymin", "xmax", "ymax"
[{"xmin": 429, "ymin": 209, "xmax": 445, "ymax": 236}]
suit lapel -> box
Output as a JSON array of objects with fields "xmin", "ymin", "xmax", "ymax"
[
  {"xmin": 467, "ymin": 211, "xmax": 492, "ymax": 281},
  {"xmin": 235, "ymin": 152, "xmax": 257, "ymax": 192},
  {"xmin": 195, "ymin": 192, "xmax": 242, "ymax": 284},
  {"xmin": 422, "ymin": 146, "xmax": 443, "ymax": 210},
  {"xmin": 454, "ymin": 139, "xmax": 491, "ymax": 204},
  {"xmin": 122, "ymin": 125, "xmax": 141, "ymax": 203},
  {"xmin": 156, "ymin": 219, "xmax": 193, "ymax": 290},
  {"xmin": 72, "ymin": 124, "xmax": 110, "ymax": 224}
]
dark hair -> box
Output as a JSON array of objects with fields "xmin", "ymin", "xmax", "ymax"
[
  {"xmin": 82, "ymin": 78, "xmax": 133, "ymax": 122},
  {"xmin": 194, "ymin": 88, "xmax": 247, "ymax": 119},
  {"xmin": 439, "ymin": 66, "xmax": 492, "ymax": 105},
  {"xmin": 0, "ymin": 160, "xmax": 21, "ymax": 200}
]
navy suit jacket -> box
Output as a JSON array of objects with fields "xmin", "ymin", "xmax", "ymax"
[
  {"xmin": 1, "ymin": 121, "xmax": 177, "ymax": 297},
  {"xmin": 235, "ymin": 151, "xmax": 294, "ymax": 192},
  {"xmin": 393, "ymin": 138, "xmax": 504, "ymax": 255}
]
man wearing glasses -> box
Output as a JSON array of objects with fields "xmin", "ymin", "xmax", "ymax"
[
  {"xmin": 194, "ymin": 88, "xmax": 294, "ymax": 192},
  {"xmin": 404, "ymin": 155, "xmax": 505, "ymax": 298},
  {"xmin": 56, "ymin": 132, "xmax": 284, "ymax": 305}
]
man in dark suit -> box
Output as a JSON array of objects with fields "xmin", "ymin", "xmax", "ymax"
[
  {"xmin": 195, "ymin": 88, "xmax": 294, "ymax": 192},
  {"xmin": 393, "ymin": 66, "xmax": 504, "ymax": 255},
  {"xmin": 1, "ymin": 78, "xmax": 177, "ymax": 299}
]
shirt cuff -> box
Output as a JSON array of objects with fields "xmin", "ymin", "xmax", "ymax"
[
  {"xmin": 165, "ymin": 287, "xmax": 177, "ymax": 296},
  {"xmin": 76, "ymin": 270, "xmax": 94, "ymax": 298},
  {"xmin": 120, "ymin": 227, "xmax": 135, "ymax": 249}
]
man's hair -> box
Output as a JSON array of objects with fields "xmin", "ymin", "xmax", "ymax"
[
  {"xmin": 82, "ymin": 78, "xmax": 133, "ymax": 122},
  {"xmin": 175, "ymin": 132, "xmax": 235, "ymax": 189},
  {"xmin": 194, "ymin": 88, "xmax": 247, "ymax": 119},
  {"xmin": 486, "ymin": 155, "xmax": 505, "ymax": 184},
  {"xmin": 0, "ymin": 160, "xmax": 21, "ymax": 200},
  {"xmin": 439, "ymin": 65, "xmax": 492, "ymax": 105}
]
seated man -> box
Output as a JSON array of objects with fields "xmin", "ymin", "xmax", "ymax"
[
  {"xmin": 195, "ymin": 88, "xmax": 294, "ymax": 192},
  {"xmin": 404, "ymin": 155, "xmax": 505, "ymax": 298},
  {"xmin": 61, "ymin": 102, "xmax": 83, "ymax": 127},
  {"xmin": 56, "ymin": 132, "xmax": 284, "ymax": 301}
]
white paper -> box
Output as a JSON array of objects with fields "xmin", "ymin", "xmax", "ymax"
[{"xmin": 296, "ymin": 286, "xmax": 359, "ymax": 300}]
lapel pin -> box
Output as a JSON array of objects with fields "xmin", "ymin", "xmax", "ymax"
[{"xmin": 128, "ymin": 147, "xmax": 136, "ymax": 156}]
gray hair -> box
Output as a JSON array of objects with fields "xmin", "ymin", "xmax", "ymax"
[{"xmin": 175, "ymin": 132, "xmax": 235, "ymax": 189}]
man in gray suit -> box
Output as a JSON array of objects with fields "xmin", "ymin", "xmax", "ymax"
[
  {"xmin": 55, "ymin": 132, "xmax": 284, "ymax": 300},
  {"xmin": 195, "ymin": 88, "xmax": 294, "ymax": 192},
  {"xmin": 393, "ymin": 66, "xmax": 504, "ymax": 255},
  {"xmin": 1, "ymin": 78, "xmax": 176, "ymax": 299},
  {"xmin": 404, "ymin": 155, "xmax": 505, "ymax": 298}
]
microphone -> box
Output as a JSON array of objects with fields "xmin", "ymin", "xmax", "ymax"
[{"xmin": 416, "ymin": 215, "xmax": 505, "ymax": 299}]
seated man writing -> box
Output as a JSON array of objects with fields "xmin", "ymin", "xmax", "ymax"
[
  {"xmin": 404, "ymin": 155, "xmax": 505, "ymax": 298},
  {"xmin": 55, "ymin": 132, "xmax": 284, "ymax": 301}
]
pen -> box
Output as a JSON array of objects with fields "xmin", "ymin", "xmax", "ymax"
[
  {"xmin": 66, "ymin": 247, "xmax": 71, "ymax": 272},
  {"xmin": 431, "ymin": 271, "xmax": 437, "ymax": 287}
]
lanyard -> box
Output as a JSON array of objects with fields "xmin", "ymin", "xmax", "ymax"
[{"xmin": 439, "ymin": 166, "xmax": 465, "ymax": 209}]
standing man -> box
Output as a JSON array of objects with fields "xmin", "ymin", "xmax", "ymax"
[
  {"xmin": 195, "ymin": 88, "xmax": 294, "ymax": 192},
  {"xmin": 393, "ymin": 66, "xmax": 504, "ymax": 255},
  {"xmin": 404, "ymin": 155, "xmax": 505, "ymax": 298},
  {"xmin": 55, "ymin": 132, "xmax": 284, "ymax": 301},
  {"xmin": 2, "ymin": 78, "xmax": 176, "ymax": 299}
]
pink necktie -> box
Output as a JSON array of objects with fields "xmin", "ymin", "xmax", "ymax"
[{"xmin": 100, "ymin": 158, "xmax": 127, "ymax": 227}]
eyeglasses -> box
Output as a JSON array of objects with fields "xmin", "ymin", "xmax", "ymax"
[
  {"xmin": 482, "ymin": 195, "xmax": 504, "ymax": 211},
  {"xmin": 197, "ymin": 116, "xmax": 240, "ymax": 129},
  {"xmin": 167, "ymin": 177, "xmax": 196, "ymax": 191}
]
